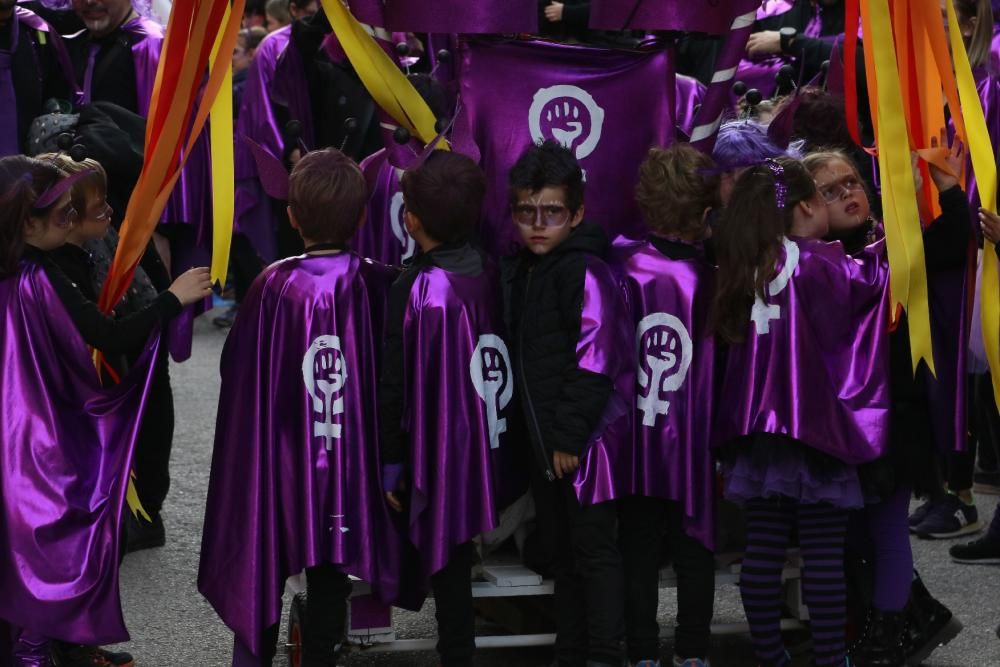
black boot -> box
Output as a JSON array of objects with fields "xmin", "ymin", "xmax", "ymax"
[
  {"xmin": 850, "ymin": 609, "xmax": 905, "ymax": 667},
  {"xmin": 901, "ymin": 571, "xmax": 962, "ymax": 666}
]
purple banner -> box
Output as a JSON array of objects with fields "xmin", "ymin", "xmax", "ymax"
[
  {"xmin": 384, "ymin": 0, "xmax": 537, "ymax": 34},
  {"xmin": 451, "ymin": 38, "xmax": 674, "ymax": 256},
  {"xmin": 714, "ymin": 237, "xmax": 893, "ymax": 465},
  {"xmin": 590, "ymin": 0, "xmax": 736, "ymax": 34}
]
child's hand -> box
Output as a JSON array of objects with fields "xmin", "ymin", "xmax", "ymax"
[
  {"xmin": 552, "ymin": 451, "xmax": 579, "ymax": 479},
  {"xmin": 167, "ymin": 267, "xmax": 213, "ymax": 306},
  {"xmin": 980, "ymin": 208, "xmax": 1000, "ymax": 245},
  {"xmin": 927, "ymin": 130, "xmax": 965, "ymax": 193}
]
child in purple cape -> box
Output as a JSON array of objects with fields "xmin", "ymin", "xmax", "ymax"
[
  {"xmin": 501, "ymin": 140, "xmax": 633, "ymax": 667},
  {"xmin": 380, "ymin": 151, "xmax": 513, "ymax": 667},
  {"xmin": 713, "ymin": 158, "xmax": 892, "ymax": 667},
  {"xmin": 612, "ymin": 144, "xmax": 720, "ymax": 667},
  {"xmin": 803, "ymin": 145, "xmax": 971, "ymax": 666},
  {"xmin": 0, "ymin": 155, "xmax": 210, "ymax": 667},
  {"xmin": 199, "ymin": 148, "xmax": 400, "ymax": 667}
]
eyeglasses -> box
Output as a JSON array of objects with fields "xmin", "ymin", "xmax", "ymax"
[
  {"xmin": 816, "ymin": 176, "xmax": 864, "ymax": 203},
  {"xmin": 89, "ymin": 203, "xmax": 113, "ymax": 223},
  {"xmin": 512, "ymin": 203, "xmax": 572, "ymax": 228},
  {"xmin": 52, "ymin": 206, "xmax": 78, "ymax": 228}
]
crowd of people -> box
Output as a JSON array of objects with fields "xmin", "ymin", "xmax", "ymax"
[{"xmin": 1, "ymin": 1, "xmax": 1000, "ymax": 667}]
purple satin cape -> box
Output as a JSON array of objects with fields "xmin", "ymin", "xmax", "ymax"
[
  {"xmin": 234, "ymin": 26, "xmax": 292, "ymax": 264},
  {"xmin": 589, "ymin": 0, "xmax": 735, "ymax": 33},
  {"xmin": 451, "ymin": 38, "xmax": 674, "ymax": 256},
  {"xmin": 353, "ymin": 150, "xmax": 414, "ymax": 266},
  {"xmin": 0, "ymin": 260, "xmax": 161, "ymax": 645},
  {"xmin": 198, "ymin": 253, "xmax": 405, "ymax": 658},
  {"xmin": 714, "ymin": 237, "xmax": 892, "ymax": 465},
  {"xmin": 570, "ymin": 257, "xmax": 635, "ymax": 507},
  {"xmin": 383, "ymin": 0, "xmax": 537, "ymax": 34},
  {"xmin": 675, "ymin": 74, "xmax": 705, "ymax": 137},
  {"xmin": 610, "ymin": 239, "xmax": 716, "ymax": 550},
  {"xmin": 401, "ymin": 264, "xmax": 517, "ymax": 580}
]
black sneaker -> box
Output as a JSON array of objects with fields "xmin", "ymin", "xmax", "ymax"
[
  {"xmin": 125, "ymin": 511, "xmax": 165, "ymax": 553},
  {"xmin": 52, "ymin": 644, "xmax": 134, "ymax": 667},
  {"xmin": 949, "ymin": 534, "xmax": 1000, "ymax": 564},
  {"xmin": 913, "ymin": 494, "xmax": 982, "ymax": 539},
  {"xmin": 908, "ymin": 498, "xmax": 936, "ymax": 531}
]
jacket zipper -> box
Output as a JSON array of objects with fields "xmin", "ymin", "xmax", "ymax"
[{"xmin": 516, "ymin": 266, "xmax": 556, "ymax": 481}]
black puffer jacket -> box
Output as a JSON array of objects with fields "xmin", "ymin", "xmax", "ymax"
[{"xmin": 501, "ymin": 223, "xmax": 616, "ymax": 478}]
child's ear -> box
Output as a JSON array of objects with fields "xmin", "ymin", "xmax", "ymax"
[
  {"xmin": 570, "ymin": 205, "xmax": 585, "ymax": 228},
  {"xmin": 357, "ymin": 207, "xmax": 368, "ymax": 229},
  {"xmin": 403, "ymin": 210, "xmax": 421, "ymax": 235},
  {"xmin": 286, "ymin": 206, "xmax": 300, "ymax": 232}
]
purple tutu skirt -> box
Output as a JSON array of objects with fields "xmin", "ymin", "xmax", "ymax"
[{"xmin": 719, "ymin": 434, "xmax": 864, "ymax": 510}]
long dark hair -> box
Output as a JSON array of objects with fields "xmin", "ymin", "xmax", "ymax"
[
  {"xmin": 711, "ymin": 158, "xmax": 818, "ymax": 343},
  {"xmin": 0, "ymin": 156, "xmax": 65, "ymax": 277}
]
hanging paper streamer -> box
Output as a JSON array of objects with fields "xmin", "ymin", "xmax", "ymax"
[
  {"xmin": 319, "ymin": 0, "xmax": 447, "ymax": 150},
  {"xmin": 688, "ymin": 0, "xmax": 760, "ymax": 153},
  {"xmin": 209, "ymin": 4, "xmax": 235, "ymax": 285},
  {"xmin": 99, "ymin": 0, "xmax": 244, "ymax": 316},
  {"xmin": 944, "ymin": 0, "xmax": 1000, "ymax": 407}
]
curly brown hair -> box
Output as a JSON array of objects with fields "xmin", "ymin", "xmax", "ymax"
[{"xmin": 635, "ymin": 144, "xmax": 720, "ymax": 241}]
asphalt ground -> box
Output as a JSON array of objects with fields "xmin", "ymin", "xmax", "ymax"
[{"xmin": 108, "ymin": 313, "xmax": 1000, "ymax": 666}]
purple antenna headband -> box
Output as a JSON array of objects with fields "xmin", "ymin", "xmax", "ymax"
[{"xmin": 33, "ymin": 169, "xmax": 96, "ymax": 210}]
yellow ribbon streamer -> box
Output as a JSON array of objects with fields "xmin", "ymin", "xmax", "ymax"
[
  {"xmin": 864, "ymin": 0, "xmax": 936, "ymax": 374},
  {"xmin": 945, "ymin": 0, "xmax": 1000, "ymax": 409},
  {"xmin": 318, "ymin": 0, "xmax": 447, "ymax": 149},
  {"xmin": 209, "ymin": 4, "xmax": 235, "ymax": 285}
]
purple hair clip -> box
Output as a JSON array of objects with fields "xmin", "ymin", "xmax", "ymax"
[
  {"xmin": 33, "ymin": 168, "xmax": 96, "ymax": 210},
  {"xmin": 763, "ymin": 159, "xmax": 788, "ymax": 210}
]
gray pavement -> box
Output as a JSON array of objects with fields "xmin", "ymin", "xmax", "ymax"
[{"xmin": 109, "ymin": 313, "xmax": 1000, "ymax": 666}]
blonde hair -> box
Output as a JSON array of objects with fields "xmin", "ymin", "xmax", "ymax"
[{"xmin": 35, "ymin": 154, "xmax": 107, "ymax": 216}]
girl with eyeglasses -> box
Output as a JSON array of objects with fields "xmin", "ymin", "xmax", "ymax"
[
  {"xmin": 802, "ymin": 140, "xmax": 970, "ymax": 666},
  {"xmin": 713, "ymin": 157, "xmax": 892, "ymax": 667},
  {"xmin": 0, "ymin": 155, "xmax": 211, "ymax": 667}
]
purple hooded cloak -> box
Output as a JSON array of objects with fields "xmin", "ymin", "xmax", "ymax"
[
  {"xmin": 0, "ymin": 261, "xmax": 161, "ymax": 646},
  {"xmin": 715, "ymin": 237, "xmax": 892, "ymax": 465},
  {"xmin": 399, "ymin": 264, "xmax": 519, "ymax": 580},
  {"xmin": 610, "ymin": 238, "xmax": 716, "ymax": 550},
  {"xmin": 198, "ymin": 253, "xmax": 404, "ymax": 658},
  {"xmin": 450, "ymin": 38, "xmax": 674, "ymax": 256}
]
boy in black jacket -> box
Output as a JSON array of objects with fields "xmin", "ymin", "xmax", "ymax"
[{"xmin": 502, "ymin": 141, "xmax": 629, "ymax": 667}]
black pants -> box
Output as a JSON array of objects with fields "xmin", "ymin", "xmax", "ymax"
[
  {"xmin": 230, "ymin": 232, "xmax": 265, "ymax": 304},
  {"xmin": 430, "ymin": 541, "xmax": 477, "ymax": 667},
  {"xmin": 948, "ymin": 373, "xmax": 1000, "ymax": 491},
  {"xmin": 251, "ymin": 564, "xmax": 352, "ymax": 666},
  {"xmin": 619, "ymin": 495, "xmax": 715, "ymax": 662},
  {"xmin": 132, "ymin": 348, "xmax": 173, "ymax": 516},
  {"xmin": 531, "ymin": 466, "xmax": 625, "ymax": 666}
]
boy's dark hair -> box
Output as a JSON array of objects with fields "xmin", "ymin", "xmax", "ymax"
[
  {"xmin": 288, "ymin": 148, "xmax": 367, "ymax": 246},
  {"xmin": 400, "ymin": 151, "xmax": 485, "ymax": 245},
  {"xmin": 507, "ymin": 140, "xmax": 584, "ymax": 214}
]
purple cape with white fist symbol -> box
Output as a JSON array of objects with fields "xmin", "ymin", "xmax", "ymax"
[
  {"xmin": 401, "ymin": 263, "xmax": 521, "ymax": 580},
  {"xmin": 714, "ymin": 237, "xmax": 892, "ymax": 465},
  {"xmin": 0, "ymin": 261, "xmax": 160, "ymax": 646},
  {"xmin": 198, "ymin": 253, "xmax": 403, "ymax": 658},
  {"xmin": 450, "ymin": 38, "xmax": 674, "ymax": 256},
  {"xmin": 234, "ymin": 25, "xmax": 293, "ymax": 264},
  {"xmin": 571, "ymin": 257, "xmax": 635, "ymax": 507},
  {"xmin": 610, "ymin": 238, "xmax": 716, "ymax": 550},
  {"xmin": 353, "ymin": 149, "xmax": 415, "ymax": 266}
]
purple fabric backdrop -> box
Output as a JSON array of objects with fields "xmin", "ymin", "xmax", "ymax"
[{"xmin": 383, "ymin": 0, "xmax": 537, "ymax": 34}]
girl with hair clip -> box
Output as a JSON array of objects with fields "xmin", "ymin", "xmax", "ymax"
[
  {"xmin": 0, "ymin": 155, "xmax": 209, "ymax": 667},
  {"xmin": 713, "ymin": 158, "xmax": 892, "ymax": 667},
  {"xmin": 803, "ymin": 140, "xmax": 970, "ymax": 667}
]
